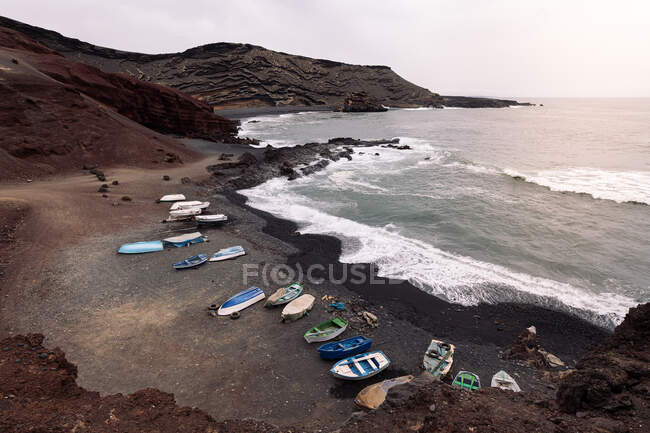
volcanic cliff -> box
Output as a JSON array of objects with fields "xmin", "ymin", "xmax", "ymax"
[
  {"xmin": 0, "ymin": 16, "xmax": 527, "ymax": 110},
  {"xmin": 0, "ymin": 26, "xmax": 240, "ymax": 181}
]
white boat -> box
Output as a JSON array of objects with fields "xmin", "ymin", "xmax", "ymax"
[
  {"xmin": 331, "ymin": 351, "xmax": 391, "ymax": 380},
  {"xmin": 159, "ymin": 194, "xmax": 186, "ymax": 202},
  {"xmin": 169, "ymin": 207, "xmax": 202, "ymax": 217},
  {"xmin": 281, "ymin": 294, "xmax": 315, "ymax": 321},
  {"xmin": 217, "ymin": 287, "xmax": 265, "ymax": 316},
  {"xmin": 209, "ymin": 246, "xmax": 245, "ymax": 262},
  {"xmin": 170, "ymin": 201, "xmax": 210, "ymax": 211},
  {"xmin": 163, "ymin": 232, "xmax": 205, "ymax": 247},
  {"xmin": 195, "ymin": 214, "xmax": 228, "ymax": 224},
  {"xmin": 491, "ymin": 370, "xmax": 521, "ymax": 392}
]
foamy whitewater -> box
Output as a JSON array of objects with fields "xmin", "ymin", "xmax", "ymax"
[{"xmin": 239, "ymin": 99, "xmax": 650, "ymax": 328}]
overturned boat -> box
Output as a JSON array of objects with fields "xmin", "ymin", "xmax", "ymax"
[
  {"xmin": 355, "ymin": 375, "xmax": 414, "ymax": 409},
  {"xmin": 163, "ymin": 232, "xmax": 206, "ymax": 248},
  {"xmin": 169, "ymin": 207, "xmax": 202, "ymax": 218},
  {"xmin": 118, "ymin": 240, "xmax": 163, "ymax": 254},
  {"xmin": 217, "ymin": 287, "xmax": 265, "ymax": 316},
  {"xmin": 170, "ymin": 201, "xmax": 210, "ymax": 211},
  {"xmin": 159, "ymin": 194, "xmax": 185, "ymax": 202},
  {"xmin": 195, "ymin": 214, "xmax": 228, "ymax": 225},
  {"xmin": 209, "ymin": 245, "xmax": 245, "ymax": 262},
  {"xmin": 281, "ymin": 294, "xmax": 315, "ymax": 321}
]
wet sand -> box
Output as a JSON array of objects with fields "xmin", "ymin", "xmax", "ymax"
[{"xmin": 0, "ymin": 141, "xmax": 609, "ymax": 430}]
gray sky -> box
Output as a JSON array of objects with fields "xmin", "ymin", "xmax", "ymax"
[{"xmin": 4, "ymin": 0, "xmax": 650, "ymax": 97}]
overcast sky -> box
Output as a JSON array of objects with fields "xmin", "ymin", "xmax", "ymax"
[{"xmin": 4, "ymin": 0, "xmax": 650, "ymax": 97}]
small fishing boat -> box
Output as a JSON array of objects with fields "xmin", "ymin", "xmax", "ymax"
[
  {"xmin": 169, "ymin": 207, "xmax": 202, "ymax": 218},
  {"xmin": 423, "ymin": 339, "xmax": 455, "ymax": 377},
  {"xmin": 217, "ymin": 287, "xmax": 265, "ymax": 316},
  {"xmin": 355, "ymin": 375, "xmax": 414, "ymax": 409},
  {"xmin": 491, "ymin": 370, "xmax": 521, "ymax": 392},
  {"xmin": 172, "ymin": 254, "xmax": 208, "ymax": 270},
  {"xmin": 304, "ymin": 318, "xmax": 348, "ymax": 343},
  {"xmin": 331, "ymin": 351, "xmax": 390, "ymax": 380},
  {"xmin": 170, "ymin": 201, "xmax": 210, "ymax": 211},
  {"xmin": 195, "ymin": 214, "xmax": 228, "ymax": 225},
  {"xmin": 209, "ymin": 245, "xmax": 246, "ymax": 262},
  {"xmin": 163, "ymin": 232, "xmax": 206, "ymax": 247},
  {"xmin": 159, "ymin": 194, "xmax": 185, "ymax": 202},
  {"xmin": 318, "ymin": 336, "xmax": 372, "ymax": 360},
  {"xmin": 118, "ymin": 240, "xmax": 163, "ymax": 254},
  {"xmin": 265, "ymin": 282, "xmax": 304, "ymax": 307},
  {"xmin": 281, "ymin": 294, "xmax": 315, "ymax": 321},
  {"xmin": 452, "ymin": 371, "xmax": 481, "ymax": 391}
]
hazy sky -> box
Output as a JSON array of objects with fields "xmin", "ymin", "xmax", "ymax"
[{"xmin": 3, "ymin": 0, "xmax": 650, "ymax": 97}]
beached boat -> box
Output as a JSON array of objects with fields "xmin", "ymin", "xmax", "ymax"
[
  {"xmin": 217, "ymin": 287, "xmax": 265, "ymax": 316},
  {"xmin": 172, "ymin": 254, "xmax": 208, "ymax": 270},
  {"xmin": 159, "ymin": 194, "xmax": 185, "ymax": 202},
  {"xmin": 491, "ymin": 370, "xmax": 521, "ymax": 392},
  {"xmin": 265, "ymin": 282, "xmax": 304, "ymax": 307},
  {"xmin": 163, "ymin": 232, "xmax": 206, "ymax": 247},
  {"xmin": 169, "ymin": 207, "xmax": 202, "ymax": 218},
  {"xmin": 318, "ymin": 335, "xmax": 372, "ymax": 360},
  {"xmin": 195, "ymin": 214, "xmax": 228, "ymax": 225},
  {"xmin": 330, "ymin": 351, "xmax": 390, "ymax": 380},
  {"xmin": 452, "ymin": 371, "xmax": 481, "ymax": 391},
  {"xmin": 281, "ymin": 294, "xmax": 315, "ymax": 321},
  {"xmin": 423, "ymin": 339, "xmax": 455, "ymax": 377},
  {"xmin": 118, "ymin": 240, "xmax": 164, "ymax": 254},
  {"xmin": 170, "ymin": 201, "xmax": 210, "ymax": 211},
  {"xmin": 354, "ymin": 375, "xmax": 414, "ymax": 409},
  {"xmin": 304, "ymin": 318, "xmax": 348, "ymax": 343},
  {"xmin": 209, "ymin": 245, "xmax": 246, "ymax": 262}
]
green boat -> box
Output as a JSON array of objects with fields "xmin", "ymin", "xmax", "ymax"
[
  {"xmin": 264, "ymin": 282, "xmax": 304, "ymax": 307},
  {"xmin": 304, "ymin": 318, "xmax": 348, "ymax": 343},
  {"xmin": 452, "ymin": 371, "xmax": 481, "ymax": 391}
]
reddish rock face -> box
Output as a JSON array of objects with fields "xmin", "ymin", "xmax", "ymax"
[{"xmin": 0, "ymin": 26, "xmax": 240, "ymax": 181}]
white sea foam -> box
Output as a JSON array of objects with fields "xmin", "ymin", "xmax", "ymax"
[
  {"xmin": 241, "ymin": 177, "xmax": 637, "ymax": 327},
  {"xmin": 504, "ymin": 167, "xmax": 650, "ymax": 205}
]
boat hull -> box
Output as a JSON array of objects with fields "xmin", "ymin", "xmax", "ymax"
[
  {"xmin": 209, "ymin": 246, "xmax": 245, "ymax": 262},
  {"xmin": 281, "ymin": 294, "xmax": 315, "ymax": 321},
  {"xmin": 423, "ymin": 339, "xmax": 455, "ymax": 377},
  {"xmin": 218, "ymin": 287, "xmax": 265, "ymax": 316},
  {"xmin": 318, "ymin": 336, "xmax": 372, "ymax": 360},
  {"xmin": 304, "ymin": 319, "xmax": 348, "ymax": 343},
  {"xmin": 118, "ymin": 241, "xmax": 163, "ymax": 254},
  {"xmin": 173, "ymin": 254, "xmax": 208, "ymax": 270},
  {"xmin": 331, "ymin": 350, "xmax": 391, "ymax": 380}
]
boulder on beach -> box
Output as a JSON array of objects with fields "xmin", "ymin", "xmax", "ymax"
[
  {"xmin": 503, "ymin": 325, "xmax": 563, "ymax": 368},
  {"xmin": 338, "ymin": 91, "xmax": 388, "ymax": 112}
]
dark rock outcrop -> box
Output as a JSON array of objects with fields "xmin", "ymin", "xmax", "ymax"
[
  {"xmin": 557, "ymin": 303, "xmax": 649, "ymax": 415},
  {"xmin": 0, "ymin": 16, "xmax": 531, "ymax": 110},
  {"xmin": 338, "ymin": 92, "xmax": 388, "ymax": 112}
]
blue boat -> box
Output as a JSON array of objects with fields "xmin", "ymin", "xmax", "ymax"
[
  {"xmin": 217, "ymin": 287, "xmax": 266, "ymax": 316},
  {"xmin": 118, "ymin": 240, "xmax": 164, "ymax": 254},
  {"xmin": 318, "ymin": 336, "xmax": 372, "ymax": 360},
  {"xmin": 172, "ymin": 254, "xmax": 208, "ymax": 270},
  {"xmin": 331, "ymin": 350, "xmax": 390, "ymax": 380}
]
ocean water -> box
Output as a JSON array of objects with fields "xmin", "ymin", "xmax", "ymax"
[{"xmin": 239, "ymin": 99, "xmax": 650, "ymax": 328}]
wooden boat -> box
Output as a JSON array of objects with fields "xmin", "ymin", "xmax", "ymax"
[
  {"xmin": 422, "ymin": 339, "xmax": 455, "ymax": 377},
  {"xmin": 318, "ymin": 336, "xmax": 372, "ymax": 360},
  {"xmin": 265, "ymin": 282, "xmax": 303, "ymax": 307},
  {"xmin": 304, "ymin": 318, "xmax": 348, "ymax": 343},
  {"xmin": 169, "ymin": 207, "xmax": 202, "ymax": 218},
  {"xmin": 281, "ymin": 294, "xmax": 315, "ymax": 321},
  {"xmin": 217, "ymin": 287, "xmax": 265, "ymax": 316},
  {"xmin": 159, "ymin": 194, "xmax": 185, "ymax": 202},
  {"xmin": 172, "ymin": 254, "xmax": 208, "ymax": 270},
  {"xmin": 118, "ymin": 240, "xmax": 163, "ymax": 254},
  {"xmin": 195, "ymin": 214, "xmax": 228, "ymax": 225},
  {"xmin": 452, "ymin": 371, "xmax": 481, "ymax": 391},
  {"xmin": 330, "ymin": 351, "xmax": 390, "ymax": 380},
  {"xmin": 170, "ymin": 201, "xmax": 210, "ymax": 211},
  {"xmin": 163, "ymin": 232, "xmax": 206, "ymax": 247},
  {"xmin": 354, "ymin": 375, "xmax": 414, "ymax": 409},
  {"xmin": 491, "ymin": 370, "xmax": 521, "ymax": 392},
  {"xmin": 209, "ymin": 245, "xmax": 245, "ymax": 262}
]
